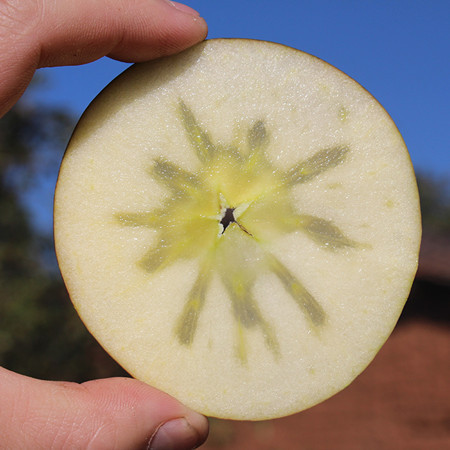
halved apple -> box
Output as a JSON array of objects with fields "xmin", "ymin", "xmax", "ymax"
[{"xmin": 54, "ymin": 39, "xmax": 421, "ymax": 420}]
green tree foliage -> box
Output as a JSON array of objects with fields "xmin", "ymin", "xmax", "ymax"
[{"xmin": 0, "ymin": 91, "xmax": 126, "ymax": 381}]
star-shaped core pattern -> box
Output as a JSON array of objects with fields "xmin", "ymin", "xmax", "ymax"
[{"xmin": 117, "ymin": 101, "xmax": 360, "ymax": 363}]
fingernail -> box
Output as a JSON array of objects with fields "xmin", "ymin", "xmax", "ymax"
[
  {"xmin": 168, "ymin": 1, "xmax": 201, "ymax": 17},
  {"xmin": 148, "ymin": 417, "xmax": 202, "ymax": 450}
]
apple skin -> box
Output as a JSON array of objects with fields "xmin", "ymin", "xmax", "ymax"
[{"xmin": 54, "ymin": 39, "xmax": 421, "ymax": 420}]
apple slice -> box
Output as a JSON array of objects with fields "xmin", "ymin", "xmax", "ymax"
[{"xmin": 54, "ymin": 39, "xmax": 421, "ymax": 420}]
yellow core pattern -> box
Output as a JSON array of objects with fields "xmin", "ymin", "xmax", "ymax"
[{"xmin": 116, "ymin": 101, "xmax": 361, "ymax": 363}]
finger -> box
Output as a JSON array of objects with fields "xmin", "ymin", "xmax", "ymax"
[
  {"xmin": 36, "ymin": 0, "xmax": 208, "ymax": 66},
  {"xmin": 0, "ymin": 0, "xmax": 207, "ymax": 116},
  {"xmin": 0, "ymin": 367, "xmax": 208, "ymax": 449}
]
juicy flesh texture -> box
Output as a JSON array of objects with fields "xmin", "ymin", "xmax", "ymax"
[{"xmin": 54, "ymin": 39, "xmax": 421, "ymax": 420}]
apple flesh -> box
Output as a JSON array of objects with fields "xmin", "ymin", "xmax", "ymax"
[{"xmin": 54, "ymin": 39, "xmax": 421, "ymax": 420}]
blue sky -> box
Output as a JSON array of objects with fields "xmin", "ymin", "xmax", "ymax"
[
  {"xmin": 24, "ymin": 1, "xmax": 449, "ymax": 232},
  {"xmin": 28, "ymin": 0, "xmax": 449, "ymax": 177}
]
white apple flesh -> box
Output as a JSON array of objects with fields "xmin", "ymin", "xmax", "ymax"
[{"xmin": 54, "ymin": 39, "xmax": 421, "ymax": 420}]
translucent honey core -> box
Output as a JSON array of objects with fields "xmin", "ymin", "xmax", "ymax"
[{"xmin": 116, "ymin": 100, "xmax": 361, "ymax": 363}]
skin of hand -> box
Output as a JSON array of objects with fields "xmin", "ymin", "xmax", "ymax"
[{"xmin": 0, "ymin": 0, "xmax": 209, "ymax": 448}]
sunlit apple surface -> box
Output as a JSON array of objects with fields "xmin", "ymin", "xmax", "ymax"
[{"xmin": 54, "ymin": 39, "xmax": 421, "ymax": 420}]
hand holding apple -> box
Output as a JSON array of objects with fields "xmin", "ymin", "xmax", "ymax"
[{"xmin": 0, "ymin": 0, "xmax": 209, "ymax": 448}]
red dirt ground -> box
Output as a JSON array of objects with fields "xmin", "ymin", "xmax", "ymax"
[{"xmin": 202, "ymin": 319, "xmax": 450, "ymax": 450}]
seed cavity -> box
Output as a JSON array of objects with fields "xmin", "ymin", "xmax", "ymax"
[
  {"xmin": 220, "ymin": 208, "xmax": 236, "ymax": 233},
  {"xmin": 115, "ymin": 100, "xmax": 364, "ymax": 364}
]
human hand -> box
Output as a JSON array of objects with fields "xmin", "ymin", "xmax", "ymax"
[
  {"xmin": 0, "ymin": 0, "xmax": 207, "ymax": 117},
  {"xmin": 0, "ymin": 0, "xmax": 208, "ymax": 448}
]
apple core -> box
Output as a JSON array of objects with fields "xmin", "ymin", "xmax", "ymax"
[{"xmin": 219, "ymin": 208, "xmax": 236, "ymax": 233}]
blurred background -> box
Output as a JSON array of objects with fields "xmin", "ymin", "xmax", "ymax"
[{"xmin": 1, "ymin": 1, "xmax": 448, "ymax": 448}]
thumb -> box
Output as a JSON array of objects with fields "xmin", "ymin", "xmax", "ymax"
[{"xmin": 0, "ymin": 367, "xmax": 208, "ymax": 449}]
